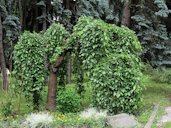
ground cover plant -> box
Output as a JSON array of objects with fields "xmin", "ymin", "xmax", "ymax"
[{"xmin": 1, "ymin": 70, "xmax": 171, "ymax": 127}]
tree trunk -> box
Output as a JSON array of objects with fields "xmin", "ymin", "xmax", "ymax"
[
  {"xmin": 47, "ymin": 70, "xmax": 57, "ymax": 111},
  {"xmin": 121, "ymin": 0, "xmax": 131, "ymax": 27},
  {"xmin": 42, "ymin": 6, "xmax": 48, "ymax": 85},
  {"xmin": 18, "ymin": 0, "xmax": 23, "ymax": 29},
  {"xmin": 0, "ymin": 15, "xmax": 9, "ymax": 91},
  {"xmin": 33, "ymin": 0, "xmax": 38, "ymax": 31},
  {"xmin": 42, "ymin": 7, "xmax": 47, "ymax": 31},
  {"xmin": 47, "ymin": 55, "xmax": 65, "ymax": 111}
]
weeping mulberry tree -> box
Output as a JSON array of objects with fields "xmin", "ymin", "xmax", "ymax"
[
  {"xmin": 44, "ymin": 23, "xmax": 70, "ymax": 110},
  {"xmin": 13, "ymin": 16, "xmax": 143, "ymax": 113},
  {"xmin": 71, "ymin": 17, "xmax": 143, "ymax": 114},
  {"xmin": 13, "ymin": 24, "xmax": 70, "ymax": 111},
  {"xmin": 13, "ymin": 32, "xmax": 46, "ymax": 110}
]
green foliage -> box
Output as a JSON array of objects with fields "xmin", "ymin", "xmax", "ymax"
[
  {"xmin": 1, "ymin": 101, "xmax": 13, "ymax": 116},
  {"xmin": 163, "ymin": 122, "xmax": 171, "ymax": 128},
  {"xmin": 154, "ymin": 0, "xmax": 171, "ymax": 17},
  {"xmin": 131, "ymin": 0, "xmax": 171, "ymax": 67},
  {"xmin": 79, "ymin": 117, "xmax": 108, "ymax": 128},
  {"xmin": 13, "ymin": 31, "xmax": 46, "ymax": 109},
  {"xmin": 3, "ymin": 15, "xmax": 21, "ymax": 66},
  {"xmin": 50, "ymin": 113, "xmax": 80, "ymax": 127},
  {"xmin": 50, "ymin": 113, "xmax": 109, "ymax": 128},
  {"xmin": 0, "ymin": 121, "xmax": 21, "ymax": 128},
  {"xmin": 150, "ymin": 68, "xmax": 171, "ymax": 84},
  {"xmin": 57, "ymin": 86, "xmax": 81, "ymax": 113},
  {"xmin": 92, "ymin": 54, "xmax": 142, "ymax": 114},
  {"xmin": 137, "ymin": 73, "xmax": 171, "ymax": 127},
  {"xmin": 13, "ymin": 23, "xmax": 69, "ymax": 110},
  {"xmin": 44, "ymin": 23, "xmax": 69, "ymax": 88},
  {"xmin": 77, "ymin": 0, "xmax": 124, "ymax": 24},
  {"xmin": 51, "ymin": 0, "xmax": 73, "ymax": 30},
  {"xmin": 3, "ymin": 15, "xmax": 20, "ymax": 39},
  {"xmin": 0, "ymin": 0, "xmax": 7, "ymax": 18},
  {"xmin": 44, "ymin": 23, "xmax": 69, "ymax": 64},
  {"xmin": 72, "ymin": 16, "xmax": 141, "ymax": 72},
  {"xmin": 80, "ymin": 82, "xmax": 93, "ymax": 109},
  {"xmin": 71, "ymin": 17, "xmax": 143, "ymax": 114}
]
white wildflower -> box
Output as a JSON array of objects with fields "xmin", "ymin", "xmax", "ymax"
[
  {"xmin": 80, "ymin": 108, "xmax": 107, "ymax": 119},
  {"xmin": 24, "ymin": 112, "xmax": 53, "ymax": 128}
]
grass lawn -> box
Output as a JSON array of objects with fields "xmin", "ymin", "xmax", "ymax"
[
  {"xmin": 137, "ymin": 75, "xmax": 171, "ymax": 127},
  {"xmin": 0, "ymin": 74, "xmax": 171, "ymax": 127}
]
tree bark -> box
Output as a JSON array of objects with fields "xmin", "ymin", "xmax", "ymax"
[
  {"xmin": 18, "ymin": 0, "xmax": 23, "ymax": 29},
  {"xmin": 47, "ymin": 69, "xmax": 57, "ymax": 111},
  {"xmin": 121, "ymin": 0, "xmax": 131, "ymax": 27},
  {"xmin": 42, "ymin": 5, "xmax": 48, "ymax": 85},
  {"xmin": 42, "ymin": 7, "xmax": 47, "ymax": 31},
  {"xmin": 47, "ymin": 55, "xmax": 65, "ymax": 111},
  {"xmin": 0, "ymin": 15, "xmax": 9, "ymax": 91}
]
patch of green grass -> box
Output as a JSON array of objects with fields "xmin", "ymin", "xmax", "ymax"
[
  {"xmin": 0, "ymin": 77, "xmax": 93, "ymax": 115},
  {"xmin": 137, "ymin": 74, "xmax": 171, "ymax": 127},
  {"xmin": 163, "ymin": 122, "xmax": 171, "ymax": 128},
  {"xmin": 1, "ymin": 70, "xmax": 171, "ymax": 128},
  {"xmin": 0, "ymin": 77, "xmax": 32, "ymax": 115},
  {"xmin": 81, "ymin": 82, "xmax": 93, "ymax": 109}
]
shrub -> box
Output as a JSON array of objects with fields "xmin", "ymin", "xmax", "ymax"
[
  {"xmin": 1, "ymin": 101, "xmax": 13, "ymax": 116},
  {"xmin": 71, "ymin": 17, "xmax": 143, "ymax": 114},
  {"xmin": 80, "ymin": 82, "xmax": 93, "ymax": 109},
  {"xmin": 91, "ymin": 54, "xmax": 143, "ymax": 114},
  {"xmin": 13, "ymin": 31, "xmax": 46, "ymax": 110},
  {"xmin": 57, "ymin": 86, "xmax": 81, "ymax": 113}
]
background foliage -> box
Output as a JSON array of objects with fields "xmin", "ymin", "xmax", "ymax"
[
  {"xmin": 131, "ymin": 0, "xmax": 171, "ymax": 68},
  {"xmin": 57, "ymin": 85, "xmax": 81, "ymax": 113}
]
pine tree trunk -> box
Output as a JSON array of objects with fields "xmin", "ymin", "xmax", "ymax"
[
  {"xmin": 42, "ymin": 6, "xmax": 48, "ymax": 85},
  {"xmin": 0, "ymin": 15, "xmax": 9, "ymax": 91},
  {"xmin": 121, "ymin": 0, "xmax": 131, "ymax": 27},
  {"xmin": 42, "ymin": 7, "xmax": 47, "ymax": 31},
  {"xmin": 18, "ymin": 0, "xmax": 23, "ymax": 28}
]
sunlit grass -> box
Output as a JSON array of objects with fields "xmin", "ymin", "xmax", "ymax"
[
  {"xmin": 137, "ymin": 75, "xmax": 171, "ymax": 127},
  {"xmin": 0, "ymin": 77, "xmax": 32, "ymax": 115}
]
